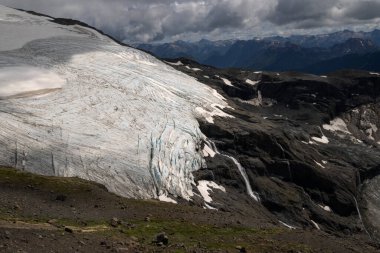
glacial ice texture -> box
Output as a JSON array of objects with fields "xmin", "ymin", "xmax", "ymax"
[{"xmin": 0, "ymin": 6, "xmax": 230, "ymax": 200}]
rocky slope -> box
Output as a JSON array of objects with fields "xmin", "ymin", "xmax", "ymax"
[
  {"xmin": 164, "ymin": 58, "xmax": 380, "ymax": 244},
  {"xmin": 1, "ymin": 167, "xmax": 378, "ymax": 252}
]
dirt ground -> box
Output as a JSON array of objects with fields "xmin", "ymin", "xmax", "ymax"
[{"xmin": 0, "ymin": 167, "xmax": 378, "ymax": 253}]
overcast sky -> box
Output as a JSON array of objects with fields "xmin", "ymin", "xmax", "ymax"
[{"xmin": 2, "ymin": 0, "xmax": 380, "ymax": 43}]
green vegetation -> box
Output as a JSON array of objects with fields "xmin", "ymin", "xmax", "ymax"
[
  {"xmin": 0, "ymin": 167, "xmax": 100, "ymax": 194},
  {"xmin": 0, "ymin": 167, "xmax": 315, "ymax": 252}
]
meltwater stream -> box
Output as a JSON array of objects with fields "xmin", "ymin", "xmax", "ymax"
[
  {"xmin": 223, "ymin": 154, "xmax": 261, "ymax": 202},
  {"xmin": 206, "ymin": 140, "xmax": 260, "ymax": 202}
]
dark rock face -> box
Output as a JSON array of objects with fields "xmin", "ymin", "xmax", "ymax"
[{"xmin": 169, "ymin": 59, "xmax": 380, "ymax": 241}]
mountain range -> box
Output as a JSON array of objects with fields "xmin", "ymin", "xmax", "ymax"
[{"xmin": 137, "ymin": 30, "xmax": 380, "ymax": 74}]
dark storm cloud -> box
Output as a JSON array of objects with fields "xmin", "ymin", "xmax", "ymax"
[
  {"xmin": 268, "ymin": 0, "xmax": 380, "ymax": 28},
  {"xmin": 267, "ymin": 0, "xmax": 337, "ymax": 27},
  {"xmin": 0, "ymin": 0, "xmax": 380, "ymax": 42},
  {"xmin": 344, "ymin": 1, "xmax": 380, "ymax": 20}
]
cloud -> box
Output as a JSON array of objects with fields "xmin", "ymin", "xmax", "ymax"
[
  {"xmin": 268, "ymin": 0, "xmax": 380, "ymax": 28},
  {"xmin": 344, "ymin": 1, "xmax": 380, "ymax": 20},
  {"xmin": 1, "ymin": 0, "xmax": 380, "ymax": 42}
]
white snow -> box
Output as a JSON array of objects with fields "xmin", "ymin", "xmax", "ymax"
[
  {"xmin": 195, "ymin": 104, "xmax": 234, "ymax": 124},
  {"xmin": 211, "ymin": 89, "xmax": 226, "ymax": 101},
  {"xmin": 197, "ymin": 180, "xmax": 226, "ymax": 203},
  {"xmin": 320, "ymin": 76, "xmax": 327, "ymax": 78},
  {"xmin": 158, "ymin": 194, "xmax": 177, "ymax": 204},
  {"xmin": 0, "ymin": 66, "xmax": 65, "ymax": 98},
  {"xmin": 279, "ymin": 220, "xmax": 296, "ymax": 230},
  {"xmin": 203, "ymin": 75, "xmax": 210, "ymax": 79},
  {"xmin": 204, "ymin": 203, "xmax": 218, "ymax": 210},
  {"xmin": 0, "ymin": 6, "xmax": 111, "ymax": 51},
  {"xmin": 203, "ymin": 144, "xmax": 216, "ymax": 158},
  {"xmin": 254, "ymin": 71, "xmax": 262, "ymax": 74},
  {"xmin": 314, "ymin": 160, "xmax": 325, "ymax": 169},
  {"xmin": 192, "ymin": 68, "xmax": 201, "ymax": 71},
  {"xmin": 166, "ymin": 61, "xmax": 183, "ymax": 66},
  {"xmin": 324, "ymin": 116, "xmax": 369, "ymax": 143},
  {"xmin": 220, "ymin": 77, "xmax": 233, "ymax": 87},
  {"xmin": 311, "ymin": 220, "xmax": 321, "ymax": 230},
  {"xmin": 370, "ymin": 72, "xmax": 380, "ymax": 76},
  {"xmin": 369, "ymin": 123, "xmax": 378, "ymax": 139},
  {"xmin": 312, "ymin": 136, "xmax": 329, "ymax": 144},
  {"xmin": 0, "ymin": 6, "xmax": 232, "ymax": 200},
  {"xmin": 318, "ymin": 204, "xmax": 332, "ymax": 212},
  {"xmin": 302, "ymin": 140, "xmax": 316, "ymax": 145},
  {"xmin": 245, "ymin": 79, "xmax": 259, "ymax": 86},
  {"xmin": 323, "ymin": 118, "xmax": 350, "ymax": 135}
]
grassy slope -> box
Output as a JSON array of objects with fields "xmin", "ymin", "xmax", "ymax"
[{"xmin": 0, "ymin": 167, "xmax": 376, "ymax": 252}]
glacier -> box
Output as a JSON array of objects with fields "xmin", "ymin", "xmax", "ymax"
[{"xmin": 0, "ymin": 5, "xmax": 231, "ymax": 200}]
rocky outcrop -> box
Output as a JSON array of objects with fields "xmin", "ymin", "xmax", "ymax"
[{"xmin": 168, "ymin": 59, "xmax": 380, "ymax": 241}]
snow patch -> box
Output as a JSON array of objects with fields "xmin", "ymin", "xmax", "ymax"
[
  {"xmin": 197, "ymin": 180, "xmax": 226, "ymax": 203},
  {"xmin": 166, "ymin": 61, "xmax": 183, "ymax": 66},
  {"xmin": 246, "ymin": 79, "xmax": 259, "ymax": 86},
  {"xmin": 311, "ymin": 220, "xmax": 321, "ymax": 230},
  {"xmin": 279, "ymin": 220, "xmax": 296, "ymax": 230},
  {"xmin": 158, "ymin": 194, "xmax": 177, "ymax": 204},
  {"xmin": 220, "ymin": 77, "xmax": 233, "ymax": 87},
  {"xmin": 370, "ymin": 72, "xmax": 380, "ymax": 76},
  {"xmin": 195, "ymin": 104, "xmax": 234, "ymax": 124},
  {"xmin": 318, "ymin": 204, "xmax": 332, "ymax": 212},
  {"xmin": 204, "ymin": 203, "xmax": 218, "ymax": 210},
  {"xmin": 312, "ymin": 136, "xmax": 329, "ymax": 144},
  {"xmin": 323, "ymin": 118, "xmax": 350, "ymax": 135},
  {"xmin": 203, "ymin": 144, "xmax": 216, "ymax": 158},
  {"xmin": 352, "ymin": 109, "xmax": 360, "ymax": 114},
  {"xmin": 314, "ymin": 160, "xmax": 325, "ymax": 169}
]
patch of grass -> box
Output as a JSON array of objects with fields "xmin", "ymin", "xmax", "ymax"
[
  {"xmin": 0, "ymin": 167, "xmax": 101, "ymax": 194},
  {"xmin": 0, "ymin": 167, "xmax": 314, "ymax": 252},
  {"xmin": 111, "ymin": 219, "xmax": 313, "ymax": 252},
  {"xmin": 0, "ymin": 211, "xmax": 313, "ymax": 252}
]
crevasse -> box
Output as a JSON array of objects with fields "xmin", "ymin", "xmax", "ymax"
[{"xmin": 0, "ymin": 5, "xmax": 231, "ymax": 200}]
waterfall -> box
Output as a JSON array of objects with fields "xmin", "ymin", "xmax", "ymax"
[{"xmin": 205, "ymin": 140, "xmax": 260, "ymax": 202}]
